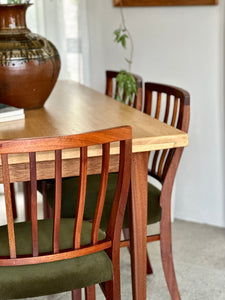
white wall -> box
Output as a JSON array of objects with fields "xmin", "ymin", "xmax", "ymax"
[{"xmin": 86, "ymin": 0, "xmax": 225, "ymax": 227}]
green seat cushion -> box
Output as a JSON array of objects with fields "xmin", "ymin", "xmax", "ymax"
[
  {"xmin": 0, "ymin": 219, "xmax": 112, "ymax": 299},
  {"xmin": 39, "ymin": 173, "xmax": 162, "ymax": 231}
]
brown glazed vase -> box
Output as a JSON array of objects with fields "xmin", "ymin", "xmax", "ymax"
[{"xmin": 0, "ymin": 4, "xmax": 60, "ymax": 109}]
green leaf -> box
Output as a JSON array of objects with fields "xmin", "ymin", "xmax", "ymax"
[
  {"xmin": 115, "ymin": 71, "xmax": 138, "ymax": 105},
  {"xmin": 113, "ymin": 29, "xmax": 121, "ymax": 42},
  {"xmin": 113, "ymin": 28, "xmax": 129, "ymax": 49},
  {"xmin": 125, "ymin": 58, "xmax": 132, "ymax": 65},
  {"xmin": 7, "ymin": 0, "xmax": 30, "ymax": 3},
  {"xmin": 120, "ymin": 34, "xmax": 128, "ymax": 48},
  {"xmin": 7, "ymin": 0, "xmax": 21, "ymax": 3}
]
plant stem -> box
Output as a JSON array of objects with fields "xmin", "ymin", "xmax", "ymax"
[{"xmin": 119, "ymin": 0, "xmax": 134, "ymax": 73}]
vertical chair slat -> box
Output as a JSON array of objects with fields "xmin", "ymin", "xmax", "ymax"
[
  {"xmin": 106, "ymin": 77, "xmax": 113, "ymax": 97},
  {"xmin": 73, "ymin": 147, "xmax": 88, "ymax": 250},
  {"xmin": 177, "ymin": 100, "xmax": 184, "ymax": 130},
  {"xmin": 171, "ymin": 97, "xmax": 178, "ymax": 127},
  {"xmin": 151, "ymin": 92, "xmax": 161, "ymax": 176},
  {"xmin": 155, "ymin": 92, "xmax": 161, "ymax": 119},
  {"xmin": 162, "ymin": 148, "xmax": 175, "ymax": 182},
  {"xmin": 157, "ymin": 149, "xmax": 168, "ymax": 179},
  {"xmin": 106, "ymin": 139, "xmax": 131, "ymax": 239},
  {"xmin": 123, "ymin": 89, "xmax": 127, "ymax": 103},
  {"xmin": 156, "ymin": 94, "xmax": 172, "ymax": 178},
  {"xmin": 115, "ymin": 82, "xmax": 120, "ymax": 100},
  {"xmin": 1, "ymin": 154, "xmax": 17, "ymax": 259},
  {"xmin": 164, "ymin": 95, "xmax": 171, "ymax": 123},
  {"xmin": 144, "ymin": 90, "xmax": 152, "ymax": 115},
  {"xmin": 151, "ymin": 151, "xmax": 159, "ymax": 174},
  {"xmin": 160, "ymin": 96, "xmax": 179, "ymax": 179},
  {"xmin": 160, "ymin": 97, "xmax": 178, "ymax": 179},
  {"xmin": 53, "ymin": 150, "xmax": 62, "ymax": 254},
  {"xmin": 91, "ymin": 143, "xmax": 110, "ymax": 245},
  {"xmin": 134, "ymin": 86, "xmax": 143, "ymax": 111},
  {"xmin": 128, "ymin": 96, "xmax": 133, "ymax": 107},
  {"xmin": 29, "ymin": 152, "xmax": 38, "ymax": 257}
]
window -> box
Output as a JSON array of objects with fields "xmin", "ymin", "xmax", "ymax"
[{"xmin": 28, "ymin": 0, "xmax": 83, "ymax": 82}]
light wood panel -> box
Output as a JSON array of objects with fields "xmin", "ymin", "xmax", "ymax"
[
  {"xmin": 0, "ymin": 81, "xmax": 188, "ymax": 154},
  {"xmin": 114, "ymin": 0, "xmax": 218, "ymax": 6}
]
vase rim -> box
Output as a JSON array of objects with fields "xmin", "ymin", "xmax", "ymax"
[{"xmin": 0, "ymin": 4, "xmax": 32, "ymax": 7}]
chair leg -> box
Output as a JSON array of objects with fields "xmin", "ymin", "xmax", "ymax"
[
  {"xmin": 105, "ymin": 279, "xmax": 119, "ymax": 300},
  {"xmin": 104, "ymin": 247, "xmax": 121, "ymax": 300},
  {"xmin": 160, "ymin": 215, "xmax": 180, "ymax": 300},
  {"xmin": 72, "ymin": 289, "xmax": 82, "ymax": 300},
  {"xmin": 123, "ymin": 228, "xmax": 153, "ymax": 275},
  {"xmin": 85, "ymin": 285, "xmax": 95, "ymax": 300},
  {"xmin": 10, "ymin": 183, "xmax": 17, "ymax": 219}
]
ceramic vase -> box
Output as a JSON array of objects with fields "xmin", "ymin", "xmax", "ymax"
[{"xmin": 0, "ymin": 4, "xmax": 61, "ymax": 109}]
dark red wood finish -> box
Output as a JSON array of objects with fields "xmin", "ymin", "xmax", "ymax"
[
  {"xmin": 122, "ymin": 82, "xmax": 190, "ymax": 300},
  {"xmin": 0, "ymin": 126, "xmax": 132, "ymax": 300}
]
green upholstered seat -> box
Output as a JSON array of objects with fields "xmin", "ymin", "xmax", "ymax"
[
  {"xmin": 0, "ymin": 219, "xmax": 112, "ymax": 299},
  {"xmin": 40, "ymin": 174, "xmax": 162, "ymax": 232}
]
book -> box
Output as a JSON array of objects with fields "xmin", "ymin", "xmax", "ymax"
[{"xmin": 0, "ymin": 103, "xmax": 25, "ymax": 123}]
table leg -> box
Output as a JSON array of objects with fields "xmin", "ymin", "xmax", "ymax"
[{"xmin": 130, "ymin": 152, "xmax": 148, "ymax": 300}]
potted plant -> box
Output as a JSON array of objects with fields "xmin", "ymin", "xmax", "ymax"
[{"xmin": 113, "ymin": 0, "xmax": 137, "ymax": 104}]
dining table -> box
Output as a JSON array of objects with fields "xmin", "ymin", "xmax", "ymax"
[{"xmin": 0, "ymin": 80, "xmax": 188, "ymax": 300}]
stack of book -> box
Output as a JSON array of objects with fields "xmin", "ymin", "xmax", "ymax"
[{"xmin": 0, "ymin": 103, "xmax": 25, "ymax": 123}]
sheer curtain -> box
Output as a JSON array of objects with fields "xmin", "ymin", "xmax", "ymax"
[{"xmin": 27, "ymin": 0, "xmax": 90, "ymax": 85}]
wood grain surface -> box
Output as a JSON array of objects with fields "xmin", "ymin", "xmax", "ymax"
[
  {"xmin": 114, "ymin": 0, "xmax": 218, "ymax": 6},
  {"xmin": 0, "ymin": 80, "xmax": 188, "ymax": 183},
  {"xmin": 0, "ymin": 81, "xmax": 188, "ymax": 151}
]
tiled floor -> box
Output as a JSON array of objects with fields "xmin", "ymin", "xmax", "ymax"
[{"xmin": 1, "ymin": 185, "xmax": 225, "ymax": 299}]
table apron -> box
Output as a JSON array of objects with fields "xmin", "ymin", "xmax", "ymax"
[{"xmin": 0, "ymin": 155, "xmax": 120, "ymax": 183}]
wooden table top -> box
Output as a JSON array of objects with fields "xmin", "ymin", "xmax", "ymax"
[{"xmin": 0, "ymin": 80, "xmax": 188, "ymax": 154}]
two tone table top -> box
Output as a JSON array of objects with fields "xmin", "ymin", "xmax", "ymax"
[{"xmin": 0, "ymin": 80, "xmax": 188, "ymax": 154}]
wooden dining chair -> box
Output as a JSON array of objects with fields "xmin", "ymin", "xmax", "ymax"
[
  {"xmin": 122, "ymin": 82, "xmax": 190, "ymax": 299},
  {"xmin": 105, "ymin": 70, "xmax": 143, "ymax": 111},
  {"xmin": 0, "ymin": 126, "xmax": 132, "ymax": 300}
]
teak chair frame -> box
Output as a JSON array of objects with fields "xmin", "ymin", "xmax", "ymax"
[
  {"xmin": 122, "ymin": 82, "xmax": 190, "ymax": 300},
  {"xmin": 145, "ymin": 82, "xmax": 190, "ymax": 299},
  {"xmin": 0, "ymin": 126, "xmax": 132, "ymax": 300}
]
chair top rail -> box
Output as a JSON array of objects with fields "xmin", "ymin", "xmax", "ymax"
[{"xmin": 0, "ymin": 126, "xmax": 132, "ymax": 154}]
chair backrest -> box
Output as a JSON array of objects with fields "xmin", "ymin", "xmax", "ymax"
[
  {"xmin": 105, "ymin": 70, "xmax": 143, "ymax": 111},
  {"xmin": 0, "ymin": 126, "xmax": 132, "ymax": 266},
  {"xmin": 144, "ymin": 82, "xmax": 190, "ymax": 184}
]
